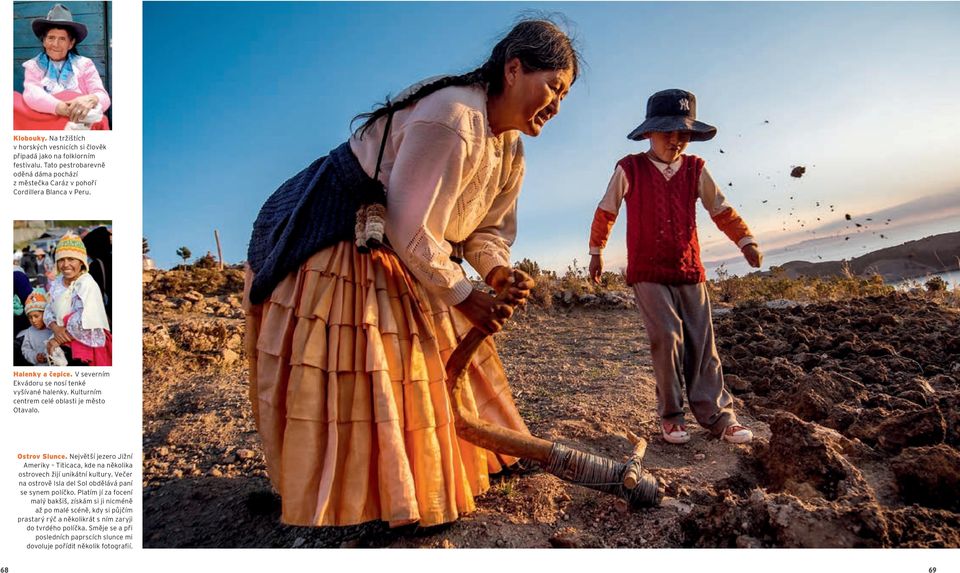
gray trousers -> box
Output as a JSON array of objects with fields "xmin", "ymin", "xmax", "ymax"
[{"xmin": 632, "ymin": 282, "xmax": 737, "ymax": 435}]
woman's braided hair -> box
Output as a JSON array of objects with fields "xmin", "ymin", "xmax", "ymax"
[{"xmin": 353, "ymin": 18, "xmax": 580, "ymax": 138}]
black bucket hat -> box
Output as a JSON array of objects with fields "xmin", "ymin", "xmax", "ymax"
[
  {"xmin": 32, "ymin": 4, "xmax": 88, "ymax": 44},
  {"xmin": 627, "ymin": 89, "xmax": 716, "ymax": 142}
]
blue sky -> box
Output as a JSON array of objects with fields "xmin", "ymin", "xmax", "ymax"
[{"xmin": 143, "ymin": 2, "xmax": 960, "ymax": 274}]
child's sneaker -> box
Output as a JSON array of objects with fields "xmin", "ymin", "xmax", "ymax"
[
  {"xmin": 722, "ymin": 424, "xmax": 753, "ymax": 444},
  {"xmin": 662, "ymin": 422, "xmax": 690, "ymax": 444}
]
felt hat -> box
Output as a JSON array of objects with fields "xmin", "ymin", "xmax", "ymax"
[
  {"xmin": 24, "ymin": 288, "xmax": 48, "ymax": 315},
  {"xmin": 32, "ymin": 4, "xmax": 88, "ymax": 44},
  {"xmin": 55, "ymin": 233, "xmax": 88, "ymax": 263},
  {"xmin": 627, "ymin": 89, "xmax": 717, "ymax": 142}
]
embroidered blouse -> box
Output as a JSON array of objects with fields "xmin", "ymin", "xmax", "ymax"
[{"xmin": 44, "ymin": 274, "xmax": 108, "ymax": 348}]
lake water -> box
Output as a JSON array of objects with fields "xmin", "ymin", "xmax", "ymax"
[
  {"xmin": 705, "ymin": 222, "xmax": 960, "ymax": 287},
  {"xmin": 891, "ymin": 269, "xmax": 960, "ymax": 289}
]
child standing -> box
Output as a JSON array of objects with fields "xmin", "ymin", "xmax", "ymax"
[
  {"xmin": 17, "ymin": 288, "xmax": 54, "ymax": 365},
  {"xmin": 588, "ymin": 89, "xmax": 762, "ymax": 444}
]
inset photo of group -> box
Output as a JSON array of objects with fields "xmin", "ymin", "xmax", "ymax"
[
  {"xmin": 12, "ymin": 1, "xmax": 113, "ymax": 130},
  {"xmin": 13, "ymin": 220, "xmax": 112, "ymax": 366}
]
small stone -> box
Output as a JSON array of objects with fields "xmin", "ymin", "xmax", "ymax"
[
  {"xmin": 236, "ymin": 449, "xmax": 256, "ymax": 460},
  {"xmin": 495, "ymin": 539, "xmax": 506, "ymax": 547},
  {"xmin": 171, "ymin": 469, "xmax": 184, "ymax": 479},
  {"xmin": 226, "ymin": 334, "xmax": 243, "ymax": 350},
  {"xmin": 292, "ymin": 537, "xmax": 305, "ymax": 548},
  {"xmin": 210, "ymin": 468, "xmax": 223, "ymax": 478},
  {"xmin": 693, "ymin": 453, "xmax": 706, "ymax": 461},
  {"xmin": 661, "ymin": 497, "xmax": 693, "ymax": 515},
  {"xmin": 183, "ymin": 290, "xmax": 204, "ymax": 302},
  {"xmin": 735, "ymin": 535, "xmax": 762, "ymax": 548},
  {"xmin": 725, "ymin": 374, "xmax": 750, "ymax": 393},
  {"xmin": 157, "ymin": 446, "xmax": 170, "ymax": 457},
  {"xmin": 548, "ymin": 533, "xmax": 580, "ymax": 549},
  {"xmin": 562, "ymin": 513, "xmax": 570, "ymax": 521},
  {"xmin": 440, "ymin": 539, "xmax": 455, "ymax": 549},
  {"xmin": 221, "ymin": 349, "xmax": 240, "ymax": 365}
]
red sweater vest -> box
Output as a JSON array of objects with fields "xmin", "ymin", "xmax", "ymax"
[{"xmin": 619, "ymin": 153, "xmax": 706, "ymax": 285}]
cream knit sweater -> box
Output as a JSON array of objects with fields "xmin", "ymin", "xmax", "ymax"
[{"xmin": 349, "ymin": 84, "xmax": 524, "ymax": 306}]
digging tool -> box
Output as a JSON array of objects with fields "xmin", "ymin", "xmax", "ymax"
[
  {"xmin": 622, "ymin": 430, "xmax": 649, "ymax": 490},
  {"xmin": 444, "ymin": 277, "xmax": 663, "ymax": 509}
]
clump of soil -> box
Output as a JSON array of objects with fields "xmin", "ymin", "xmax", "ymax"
[
  {"xmin": 890, "ymin": 445, "xmax": 960, "ymax": 512},
  {"xmin": 687, "ymin": 293, "xmax": 960, "ymax": 547},
  {"xmin": 143, "ymin": 268, "xmax": 959, "ymax": 548}
]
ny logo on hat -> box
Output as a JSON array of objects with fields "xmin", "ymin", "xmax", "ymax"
[{"xmin": 679, "ymin": 98, "xmax": 690, "ymax": 111}]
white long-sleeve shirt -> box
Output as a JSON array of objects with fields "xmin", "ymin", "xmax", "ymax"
[{"xmin": 349, "ymin": 84, "xmax": 524, "ymax": 306}]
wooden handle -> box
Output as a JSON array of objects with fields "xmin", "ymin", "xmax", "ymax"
[
  {"xmin": 622, "ymin": 438, "xmax": 648, "ymax": 490},
  {"xmin": 444, "ymin": 273, "xmax": 553, "ymax": 463}
]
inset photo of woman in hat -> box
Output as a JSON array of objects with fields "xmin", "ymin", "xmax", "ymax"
[
  {"xmin": 12, "ymin": 2, "xmax": 112, "ymax": 130},
  {"xmin": 13, "ymin": 220, "xmax": 112, "ymax": 367}
]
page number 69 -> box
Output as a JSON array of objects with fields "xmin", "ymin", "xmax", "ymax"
[{"xmin": 929, "ymin": 568, "xmax": 936, "ymax": 573}]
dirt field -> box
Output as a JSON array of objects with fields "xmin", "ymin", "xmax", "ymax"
[{"xmin": 142, "ymin": 269, "xmax": 960, "ymax": 548}]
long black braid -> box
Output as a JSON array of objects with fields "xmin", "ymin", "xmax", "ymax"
[{"xmin": 352, "ymin": 18, "xmax": 580, "ymax": 139}]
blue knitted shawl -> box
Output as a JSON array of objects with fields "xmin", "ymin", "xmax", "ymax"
[{"xmin": 246, "ymin": 142, "xmax": 373, "ymax": 304}]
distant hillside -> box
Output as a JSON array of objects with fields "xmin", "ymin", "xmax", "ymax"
[{"xmin": 766, "ymin": 231, "xmax": 960, "ymax": 281}]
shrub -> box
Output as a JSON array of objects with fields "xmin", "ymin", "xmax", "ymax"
[
  {"xmin": 194, "ymin": 253, "xmax": 218, "ymax": 269},
  {"xmin": 527, "ymin": 270, "xmax": 558, "ymax": 308},
  {"xmin": 514, "ymin": 258, "xmax": 542, "ymax": 279},
  {"xmin": 925, "ymin": 276, "xmax": 947, "ymax": 292},
  {"xmin": 708, "ymin": 267, "xmax": 894, "ymax": 305}
]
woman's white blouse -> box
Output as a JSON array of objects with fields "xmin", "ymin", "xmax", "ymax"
[{"xmin": 349, "ymin": 84, "xmax": 524, "ymax": 306}]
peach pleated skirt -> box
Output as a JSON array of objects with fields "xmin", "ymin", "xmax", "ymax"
[{"xmin": 243, "ymin": 241, "xmax": 529, "ymax": 528}]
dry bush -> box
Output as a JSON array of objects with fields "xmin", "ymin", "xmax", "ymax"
[
  {"xmin": 518, "ymin": 258, "xmax": 950, "ymax": 308},
  {"xmin": 559, "ymin": 259, "xmax": 589, "ymax": 294},
  {"xmin": 517, "ymin": 258, "xmax": 633, "ymax": 307},
  {"xmin": 925, "ymin": 276, "xmax": 948, "ymax": 292},
  {"xmin": 708, "ymin": 265, "xmax": 895, "ymax": 305}
]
